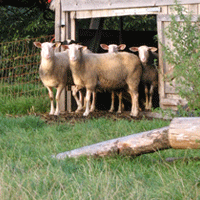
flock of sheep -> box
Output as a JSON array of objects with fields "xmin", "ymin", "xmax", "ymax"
[{"xmin": 33, "ymin": 41, "xmax": 158, "ymax": 117}]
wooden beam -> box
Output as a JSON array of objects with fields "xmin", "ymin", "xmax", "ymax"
[
  {"xmin": 70, "ymin": 11, "xmax": 76, "ymax": 40},
  {"xmin": 75, "ymin": 7, "xmax": 161, "ymax": 19},
  {"xmin": 55, "ymin": 0, "xmax": 61, "ymax": 43},
  {"xmin": 61, "ymin": 0, "xmax": 200, "ymax": 12}
]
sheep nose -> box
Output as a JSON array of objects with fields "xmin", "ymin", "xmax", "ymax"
[
  {"xmin": 70, "ymin": 56, "xmax": 76, "ymax": 61},
  {"xmin": 44, "ymin": 54, "xmax": 51, "ymax": 59},
  {"xmin": 141, "ymin": 58, "xmax": 146, "ymax": 63}
]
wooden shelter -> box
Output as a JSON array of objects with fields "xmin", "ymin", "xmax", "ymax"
[{"xmin": 54, "ymin": 0, "xmax": 200, "ymax": 113}]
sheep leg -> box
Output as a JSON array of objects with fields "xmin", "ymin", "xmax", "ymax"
[
  {"xmin": 90, "ymin": 92, "xmax": 96, "ymax": 112},
  {"xmin": 148, "ymin": 84, "xmax": 154, "ymax": 110},
  {"xmin": 46, "ymin": 86, "xmax": 55, "ymax": 115},
  {"xmin": 129, "ymin": 90, "xmax": 139, "ymax": 117},
  {"xmin": 145, "ymin": 85, "xmax": 149, "ymax": 110},
  {"xmin": 79, "ymin": 91, "xmax": 83, "ymax": 107},
  {"xmin": 117, "ymin": 91, "xmax": 122, "ymax": 113},
  {"xmin": 72, "ymin": 86, "xmax": 83, "ymax": 113},
  {"xmin": 54, "ymin": 86, "xmax": 65, "ymax": 116},
  {"xmin": 83, "ymin": 89, "xmax": 92, "ymax": 116},
  {"xmin": 109, "ymin": 91, "xmax": 115, "ymax": 113}
]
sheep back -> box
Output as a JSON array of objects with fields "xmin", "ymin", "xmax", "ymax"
[{"xmin": 79, "ymin": 52, "xmax": 142, "ymax": 90}]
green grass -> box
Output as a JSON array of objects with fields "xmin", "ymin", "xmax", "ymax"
[
  {"xmin": 0, "ymin": 115, "xmax": 199, "ymax": 199},
  {"xmin": 0, "ymin": 95, "xmax": 50, "ymax": 115},
  {"xmin": 0, "ymin": 83, "xmax": 56, "ymax": 115}
]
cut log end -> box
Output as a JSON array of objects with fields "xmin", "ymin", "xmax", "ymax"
[{"xmin": 169, "ymin": 117, "xmax": 200, "ymax": 149}]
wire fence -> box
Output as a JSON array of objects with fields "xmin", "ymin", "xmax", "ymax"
[{"xmin": 0, "ymin": 35, "xmax": 54, "ymax": 101}]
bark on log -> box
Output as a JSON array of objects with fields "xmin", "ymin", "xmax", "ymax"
[
  {"xmin": 55, "ymin": 117, "xmax": 200, "ymax": 160},
  {"xmin": 169, "ymin": 117, "xmax": 200, "ymax": 149},
  {"xmin": 55, "ymin": 126, "xmax": 170, "ymax": 159}
]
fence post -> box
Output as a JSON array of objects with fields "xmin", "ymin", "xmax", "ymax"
[{"xmin": 55, "ymin": 0, "xmax": 66, "ymax": 114}]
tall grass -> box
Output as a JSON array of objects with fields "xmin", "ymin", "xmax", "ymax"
[
  {"xmin": 0, "ymin": 115, "xmax": 199, "ymax": 199},
  {"xmin": 0, "ymin": 83, "xmax": 52, "ymax": 115},
  {"xmin": 0, "ymin": 95, "xmax": 50, "ymax": 115}
]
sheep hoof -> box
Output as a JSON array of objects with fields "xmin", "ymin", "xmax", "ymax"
[
  {"xmin": 117, "ymin": 111, "xmax": 122, "ymax": 114},
  {"xmin": 130, "ymin": 111, "xmax": 139, "ymax": 117},
  {"xmin": 54, "ymin": 111, "xmax": 60, "ymax": 116},
  {"xmin": 83, "ymin": 111, "xmax": 89, "ymax": 116},
  {"xmin": 49, "ymin": 112, "xmax": 55, "ymax": 115},
  {"xmin": 109, "ymin": 109, "xmax": 114, "ymax": 113},
  {"xmin": 75, "ymin": 106, "xmax": 83, "ymax": 113}
]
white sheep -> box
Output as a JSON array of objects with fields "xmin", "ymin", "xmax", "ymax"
[
  {"xmin": 100, "ymin": 44, "xmax": 126, "ymax": 113},
  {"xmin": 129, "ymin": 45, "xmax": 158, "ymax": 110},
  {"xmin": 34, "ymin": 42, "xmax": 69, "ymax": 116},
  {"xmin": 65, "ymin": 44, "xmax": 142, "ymax": 117},
  {"xmin": 61, "ymin": 46, "xmax": 96, "ymax": 113}
]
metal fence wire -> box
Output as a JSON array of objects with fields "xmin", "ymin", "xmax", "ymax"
[{"xmin": 0, "ymin": 35, "xmax": 54, "ymax": 101}]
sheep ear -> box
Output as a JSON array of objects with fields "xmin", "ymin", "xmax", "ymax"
[
  {"xmin": 33, "ymin": 42, "xmax": 42, "ymax": 48},
  {"xmin": 66, "ymin": 39, "xmax": 76, "ymax": 44},
  {"xmin": 149, "ymin": 47, "xmax": 157, "ymax": 52},
  {"xmin": 53, "ymin": 43, "xmax": 61, "ymax": 49},
  {"xmin": 62, "ymin": 45, "xmax": 69, "ymax": 50},
  {"xmin": 118, "ymin": 44, "xmax": 126, "ymax": 50},
  {"xmin": 100, "ymin": 44, "xmax": 109, "ymax": 50},
  {"xmin": 129, "ymin": 47, "xmax": 139, "ymax": 52},
  {"xmin": 80, "ymin": 46, "xmax": 88, "ymax": 51}
]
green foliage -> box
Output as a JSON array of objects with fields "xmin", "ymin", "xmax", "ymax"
[
  {"xmin": 0, "ymin": 6, "xmax": 54, "ymax": 42},
  {"xmin": 160, "ymin": 1, "xmax": 200, "ymax": 110},
  {"xmin": 103, "ymin": 15, "xmax": 157, "ymax": 31}
]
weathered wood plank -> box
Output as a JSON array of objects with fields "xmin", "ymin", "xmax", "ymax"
[
  {"xmin": 70, "ymin": 12, "xmax": 76, "ymax": 40},
  {"xmin": 160, "ymin": 98, "xmax": 182, "ymax": 106},
  {"xmin": 169, "ymin": 117, "xmax": 200, "ymax": 149},
  {"xmin": 157, "ymin": 16, "xmax": 165, "ymax": 102},
  {"xmin": 55, "ymin": 0, "xmax": 61, "ymax": 43},
  {"xmin": 67, "ymin": 86, "xmax": 72, "ymax": 113},
  {"xmin": 75, "ymin": 7, "xmax": 161, "ymax": 19},
  {"xmin": 61, "ymin": 0, "xmax": 200, "ymax": 12}
]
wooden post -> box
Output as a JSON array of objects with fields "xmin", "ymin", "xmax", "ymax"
[
  {"xmin": 119, "ymin": 16, "xmax": 123, "ymax": 44},
  {"xmin": 157, "ymin": 14, "xmax": 165, "ymax": 109},
  {"xmin": 55, "ymin": 0, "xmax": 66, "ymax": 114}
]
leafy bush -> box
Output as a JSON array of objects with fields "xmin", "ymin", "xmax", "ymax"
[
  {"xmin": 160, "ymin": 1, "xmax": 200, "ymax": 110},
  {"xmin": 0, "ymin": 6, "xmax": 54, "ymax": 42}
]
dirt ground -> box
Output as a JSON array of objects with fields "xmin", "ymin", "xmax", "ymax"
[{"xmin": 38, "ymin": 110, "xmax": 166, "ymax": 125}]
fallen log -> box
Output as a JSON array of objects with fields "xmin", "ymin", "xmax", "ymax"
[
  {"xmin": 55, "ymin": 117, "xmax": 200, "ymax": 159},
  {"xmin": 55, "ymin": 126, "xmax": 170, "ymax": 159}
]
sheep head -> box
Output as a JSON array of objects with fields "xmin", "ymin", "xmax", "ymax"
[
  {"xmin": 34, "ymin": 42, "xmax": 61, "ymax": 60},
  {"xmin": 129, "ymin": 45, "xmax": 157, "ymax": 64},
  {"xmin": 100, "ymin": 44, "xmax": 126, "ymax": 53},
  {"xmin": 62, "ymin": 44, "xmax": 87, "ymax": 62}
]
